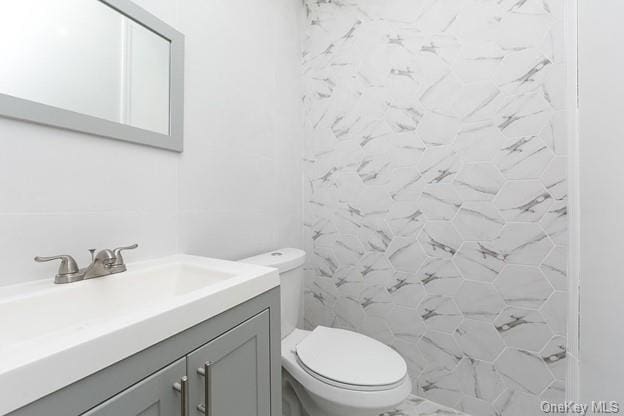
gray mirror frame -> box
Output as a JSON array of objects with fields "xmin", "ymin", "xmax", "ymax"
[{"xmin": 0, "ymin": 0, "xmax": 185, "ymax": 152}]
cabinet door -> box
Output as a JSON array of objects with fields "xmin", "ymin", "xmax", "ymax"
[
  {"xmin": 187, "ymin": 310, "xmax": 271, "ymax": 416},
  {"xmin": 82, "ymin": 358, "xmax": 186, "ymax": 416}
]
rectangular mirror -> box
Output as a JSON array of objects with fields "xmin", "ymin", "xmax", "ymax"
[{"xmin": 0, "ymin": 0, "xmax": 184, "ymax": 151}]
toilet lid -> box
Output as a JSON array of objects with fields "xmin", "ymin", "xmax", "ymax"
[{"xmin": 295, "ymin": 326, "xmax": 407, "ymax": 388}]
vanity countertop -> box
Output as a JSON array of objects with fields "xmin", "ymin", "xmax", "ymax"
[{"xmin": 0, "ymin": 255, "xmax": 279, "ymax": 415}]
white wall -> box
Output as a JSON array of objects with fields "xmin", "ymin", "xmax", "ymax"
[
  {"xmin": 578, "ymin": 0, "xmax": 624, "ymax": 402},
  {"xmin": 0, "ymin": 0, "xmax": 304, "ymax": 286}
]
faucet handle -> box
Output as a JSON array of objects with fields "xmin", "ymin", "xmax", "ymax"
[
  {"xmin": 111, "ymin": 244, "xmax": 138, "ymax": 270},
  {"xmin": 34, "ymin": 255, "xmax": 84, "ymax": 284}
]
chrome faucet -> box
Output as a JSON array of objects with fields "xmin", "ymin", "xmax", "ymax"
[{"xmin": 35, "ymin": 244, "xmax": 138, "ymax": 284}]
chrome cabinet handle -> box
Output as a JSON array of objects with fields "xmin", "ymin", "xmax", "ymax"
[
  {"xmin": 196, "ymin": 361, "xmax": 212, "ymax": 415},
  {"xmin": 172, "ymin": 376, "xmax": 189, "ymax": 416},
  {"xmin": 34, "ymin": 254, "xmax": 83, "ymax": 284}
]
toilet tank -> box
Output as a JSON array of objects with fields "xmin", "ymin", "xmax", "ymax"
[{"xmin": 241, "ymin": 248, "xmax": 306, "ymax": 339}]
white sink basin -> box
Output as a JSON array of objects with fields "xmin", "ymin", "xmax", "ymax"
[{"xmin": 0, "ymin": 255, "xmax": 278, "ymax": 415}]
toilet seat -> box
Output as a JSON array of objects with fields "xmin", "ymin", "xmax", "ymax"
[
  {"xmin": 281, "ymin": 328, "xmax": 412, "ymax": 414},
  {"xmin": 295, "ymin": 326, "xmax": 407, "ymax": 391}
]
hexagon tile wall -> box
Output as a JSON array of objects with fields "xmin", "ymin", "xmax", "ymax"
[{"xmin": 301, "ymin": 1, "xmax": 569, "ymax": 415}]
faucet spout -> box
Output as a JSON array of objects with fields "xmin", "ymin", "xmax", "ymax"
[{"xmin": 83, "ymin": 249, "xmax": 116, "ymax": 280}]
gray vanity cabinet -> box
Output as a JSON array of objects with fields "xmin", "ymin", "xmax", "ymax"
[
  {"xmin": 187, "ymin": 310, "xmax": 271, "ymax": 416},
  {"xmin": 82, "ymin": 358, "xmax": 186, "ymax": 416},
  {"xmin": 7, "ymin": 288, "xmax": 281, "ymax": 416}
]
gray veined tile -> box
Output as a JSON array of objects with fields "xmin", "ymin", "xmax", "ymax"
[
  {"xmin": 359, "ymin": 284, "xmax": 393, "ymax": 318},
  {"xmin": 457, "ymin": 358, "xmax": 505, "ymax": 402},
  {"xmin": 359, "ymin": 252, "xmax": 394, "ymax": 285},
  {"xmin": 387, "ymin": 237, "xmax": 428, "ymax": 273},
  {"xmin": 387, "ymin": 271, "xmax": 428, "ymax": 309},
  {"xmin": 419, "ymin": 146, "xmax": 462, "ymax": 185},
  {"xmin": 417, "ymin": 258, "xmax": 463, "ymax": 296},
  {"xmin": 494, "ymin": 223, "xmax": 554, "ymax": 265},
  {"xmin": 494, "ymin": 307, "xmax": 553, "ymax": 352},
  {"xmin": 496, "ymin": 92, "xmax": 553, "ymax": 138},
  {"xmin": 357, "ymin": 153, "xmax": 395, "ymax": 185},
  {"xmin": 388, "ymin": 166, "xmax": 426, "ymax": 201},
  {"xmin": 455, "ymin": 319, "xmax": 505, "ymax": 361},
  {"xmin": 541, "ymin": 336, "xmax": 567, "ymax": 381},
  {"xmin": 386, "ymin": 201, "xmax": 426, "ymax": 237},
  {"xmin": 364, "ymin": 131, "xmax": 427, "ymax": 168},
  {"xmin": 454, "ymin": 242, "xmax": 506, "ymax": 282},
  {"xmin": 386, "ymin": 305, "xmax": 427, "ymax": 344},
  {"xmin": 453, "ymin": 122, "xmax": 504, "ymax": 163},
  {"xmin": 454, "ymin": 163, "xmax": 505, "ymax": 201},
  {"xmin": 417, "ymin": 330, "xmax": 464, "ymax": 371},
  {"xmin": 540, "ymin": 246, "xmax": 568, "ymax": 291},
  {"xmin": 352, "ymin": 184, "xmax": 394, "ymax": 219},
  {"xmin": 453, "ymin": 202, "xmax": 505, "ymax": 241},
  {"xmin": 496, "ymin": 135, "xmax": 554, "ymax": 180},
  {"xmin": 414, "ymin": 0, "xmax": 466, "ymax": 34},
  {"xmin": 541, "ymin": 380, "xmax": 566, "ymax": 404},
  {"xmin": 453, "ymin": 42, "xmax": 504, "ymax": 84},
  {"xmin": 418, "ymin": 295, "xmax": 463, "ymax": 334},
  {"xmin": 360, "ymin": 313, "xmax": 395, "ymax": 346},
  {"xmin": 494, "ymin": 265, "xmax": 553, "ymax": 309},
  {"xmin": 311, "ymin": 247, "xmax": 340, "ymax": 278},
  {"xmin": 540, "ymin": 291, "xmax": 567, "ymax": 335},
  {"xmin": 455, "ymin": 281, "xmax": 505, "ymax": 322},
  {"xmin": 494, "ymin": 388, "xmax": 542, "ymax": 416},
  {"xmin": 540, "ymin": 198, "xmax": 568, "ymax": 246},
  {"xmin": 334, "ymin": 234, "xmax": 366, "ymax": 266},
  {"xmin": 494, "ymin": 180, "xmax": 553, "ymax": 222},
  {"xmin": 416, "ymin": 111, "xmax": 461, "ymax": 146},
  {"xmin": 334, "ymin": 267, "xmax": 364, "ymax": 298},
  {"xmin": 420, "ymin": 184, "xmax": 462, "ymax": 221},
  {"xmin": 356, "ymin": 219, "xmax": 394, "ymax": 253},
  {"xmin": 540, "ymin": 110, "xmax": 568, "ymax": 155},
  {"xmin": 416, "ymin": 366, "xmax": 464, "ymax": 408},
  {"xmin": 304, "ymin": 276, "xmax": 338, "ymax": 326},
  {"xmin": 334, "ymin": 296, "xmax": 367, "ymax": 329},
  {"xmin": 420, "ymin": 72, "xmax": 463, "ymax": 115},
  {"xmin": 453, "ymin": 82, "xmax": 503, "ymax": 123},
  {"xmin": 496, "ymin": 48, "xmax": 553, "ymax": 95},
  {"xmin": 385, "ymin": 101, "xmax": 425, "ymax": 133},
  {"xmin": 418, "ymin": 222, "xmax": 462, "ymax": 259},
  {"xmin": 334, "ymin": 171, "xmax": 365, "ymax": 204},
  {"xmin": 309, "ymin": 217, "xmax": 339, "ymax": 248},
  {"xmin": 457, "ymin": 396, "xmax": 499, "ymax": 416},
  {"xmin": 495, "ymin": 348, "xmax": 554, "ymax": 395},
  {"xmin": 449, "ymin": 2, "xmax": 504, "ymax": 43},
  {"xmin": 391, "ymin": 339, "xmax": 428, "ymax": 383},
  {"xmin": 541, "ymin": 157, "xmax": 568, "ymax": 200}
]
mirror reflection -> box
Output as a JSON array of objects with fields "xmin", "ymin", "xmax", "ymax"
[{"xmin": 0, "ymin": 0, "xmax": 171, "ymax": 135}]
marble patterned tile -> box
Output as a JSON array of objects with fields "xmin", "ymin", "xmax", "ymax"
[
  {"xmin": 494, "ymin": 181, "xmax": 553, "ymax": 222},
  {"xmin": 494, "ymin": 265, "xmax": 553, "ymax": 309},
  {"xmin": 494, "ymin": 224, "xmax": 553, "ymax": 265},
  {"xmin": 417, "ymin": 258, "xmax": 464, "ymax": 296},
  {"xmin": 418, "ymin": 295, "xmax": 463, "ymax": 334},
  {"xmin": 455, "ymin": 281, "xmax": 506, "ymax": 322},
  {"xmin": 454, "ymin": 163, "xmax": 505, "ymax": 202},
  {"xmin": 541, "ymin": 336, "xmax": 567, "ymax": 381},
  {"xmin": 387, "ymin": 237, "xmax": 428, "ymax": 273},
  {"xmin": 494, "ymin": 307, "xmax": 553, "ymax": 352},
  {"xmin": 454, "ymin": 242, "xmax": 506, "ymax": 282},
  {"xmin": 495, "ymin": 135, "xmax": 554, "ymax": 180},
  {"xmin": 380, "ymin": 395, "xmax": 468, "ymax": 416},
  {"xmin": 453, "ymin": 122, "xmax": 504, "ymax": 163},
  {"xmin": 418, "ymin": 222, "xmax": 463, "ymax": 259},
  {"xmin": 302, "ymin": 1, "xmax": 569, "ymax": 413},
  {"xmin": 457, "ymin": 358, "xmax": 505, "ymax": 402},
  {"xmin": 495, "ymin": 349, "xmax": 554, "ymax": 395},
  {"xmin": 420, "ymin": 184, "xmax": 462, "ymax": 221},
  {"xmin": 455, "ymin": 319, "xmax": 505, "ymax": 362},
  {"xmin": 540, "ymin": 246, "xmax": 568, "ymax": 291},
  {"xmin": 453, "ymin": 202, "xmax": 505, "ymax": 241}
]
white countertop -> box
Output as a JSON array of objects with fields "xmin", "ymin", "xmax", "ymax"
[{"xmin": 0, "ymin": 254, "xmax": 279, "ymax": 415}]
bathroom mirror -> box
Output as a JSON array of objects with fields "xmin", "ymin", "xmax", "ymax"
[{"xmin": 0, "ymin": 0, "xmax": 184, "ymax": 151}]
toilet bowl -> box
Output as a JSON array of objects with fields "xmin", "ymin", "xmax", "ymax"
[{"xmin": 242, "ymin": 249, "xmax": 412, "ymax": 416}]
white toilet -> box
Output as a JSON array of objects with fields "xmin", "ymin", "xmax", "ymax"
[{"xmin": 242, "ymin": 248, "xmax": 412, "ymax": 416}]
